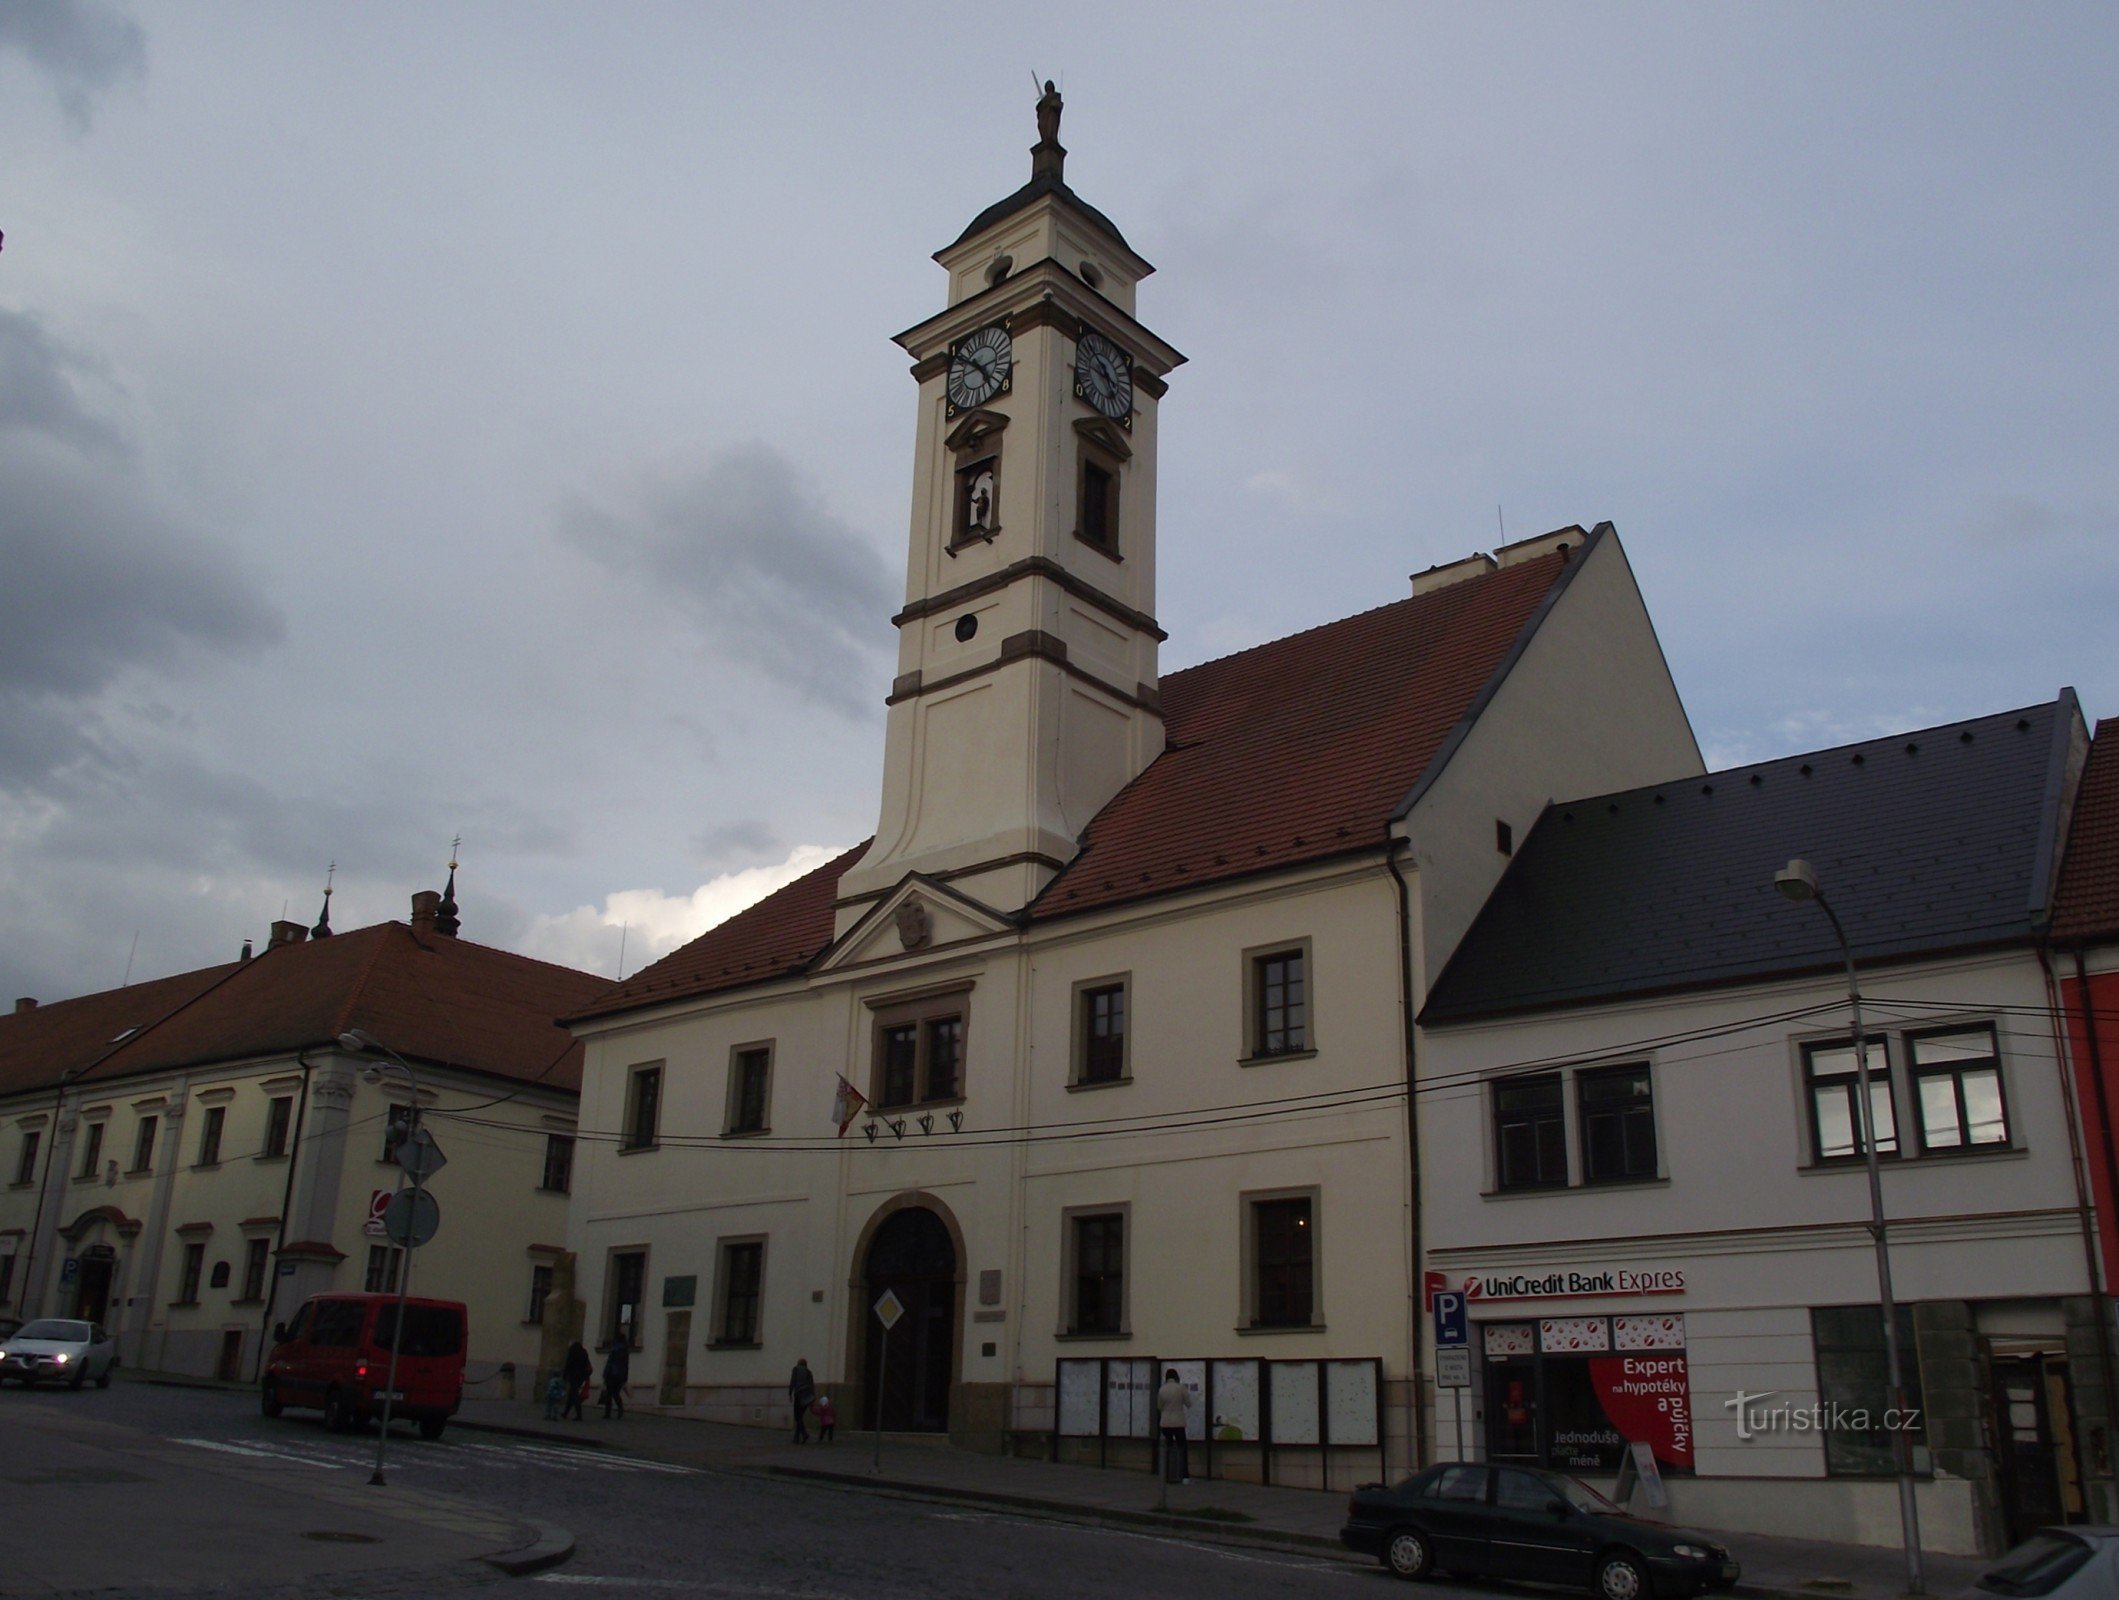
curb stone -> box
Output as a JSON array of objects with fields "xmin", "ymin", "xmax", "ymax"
[{"xmin": 483, "ymin": 1519, "xmax": 577, "ymax": 1576}]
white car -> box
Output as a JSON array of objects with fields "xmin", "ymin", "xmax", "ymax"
[
  {"xmin": 1965, "ymin": 1528, "xmax": 2119, "ymax": 1598},
  {"xmin": 0, "ymin": 1319, "xmax": 117, "ymax": 1389}
]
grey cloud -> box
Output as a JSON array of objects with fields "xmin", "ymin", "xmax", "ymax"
[
  {"xmin": 692, "ymin": 817, "xmax": 781, "ymax": 864},
  {"xmin": 0, "ymin": 0, "xmax": 145, "ymax": 130},
  {"xmin": 560, "ymin": 442, "xmax": 892, "ymax": 715},
  {"xmin": 0, "ymin": 309, "xmax": 125, "ymax": 452}
]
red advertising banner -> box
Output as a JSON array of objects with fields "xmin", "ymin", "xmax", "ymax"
[{"xmin": 1588, "ymin": 1353, "xmax": 1693, "ymax": 1469}]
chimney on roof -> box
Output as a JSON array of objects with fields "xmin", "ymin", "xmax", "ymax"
[
  {"xmin": 240, "ymin": 939, "xmax": 253, "ymax": 962},
  {"xmin": 14, "ymin": 997, "xmax": 35, "ymax": 1013},
  {"xmin": 1411, "ymin": 552, "xmax": 1497, "ymax": 597},
  {"xmin": 410, "ymin": 890, "xmax": 442, "ymax": 933},
  {"xmin": 268, "ymin": 920, "xmax": 309, "ymax": 950}
]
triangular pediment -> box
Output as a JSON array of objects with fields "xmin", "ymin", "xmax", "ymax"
[
  {"xmin": 1072, "ymin": 414, "xmax": 1133, "ymax": 462},
  {"xmin": 945, "ymin": 409, "xmax": 1011, "ymax": 453},
  {"xmin": 819, "ymin": 874, "xmax": 1015, "ymax": 973}
]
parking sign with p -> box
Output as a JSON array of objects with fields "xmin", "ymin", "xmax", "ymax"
[{"xmin": 1433, "ymin": 1289, "xmax": 1467, "ymax": 1347}]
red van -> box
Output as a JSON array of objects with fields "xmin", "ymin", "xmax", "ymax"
[{"xmin": 261, "ymin": 1292, "xmax": 467, "ymax": 1438}]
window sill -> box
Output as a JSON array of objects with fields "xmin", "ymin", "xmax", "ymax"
[
  {"xmin": 1236, "ymin": 1322, "xmax": 1325, "ymax": 1336},
  {"xmin": 707, "ymin": 1340, "xmax": 761, "ymax": 1351},
  {"xmin": 522, "ymin": 1319, "xmax": 547, "ymax": 1329},
  {"xmin": 871, "ymin": 1095, "xmax": 967, "ymax": 1115},
  {"xmin": 1485, "ymin": 1176, "xmax": 1670, "ymax": 1198},
  {"xmin": 617, "ymin": 1142, "xmax": 661, "ymax": 1156},
  {"xmin": 1056, "ymin": 1329, "xmax": 1130, "ymax": 1342},
  {"xmin": 536, "ymin": 1185, "xmax": 571, "ymax": 1195},
  {"xmin": 1071, "ymin": 531, "xmax": 1122, "ymax": 562},
  {"xmin": 231, "ymin": 1296, "xmax": 265, "ymax": 1307},
  {"xmin": 1800, "ymin": 1145, "xmax": 2023, "ymax": 1174},
  {"xmin": 1067, "ymin": 1076, "xmax": 1132, "ymax": 1093},
  {"xmin": 721, "ymin": 1127, "xmax": 771, "ymax": 1140},
  {"xmin": 252, "ymin": 1153, "xmax": 289, "ymax": 1164},
  {"xmin": 1482, "ymin": 1181, "xmax": 1573, "ymax": 1199},
  {"xmin": 169, "ymin": 1298, "xmax": 201, "ymax": 1308},
  {"xmin": 8, "ymin": 1180, "xmax": 34, "ymax": 1190},
  {"xmin": 1239, "ymin": 1049, "xmax": 1317, "ymax": 1068}
]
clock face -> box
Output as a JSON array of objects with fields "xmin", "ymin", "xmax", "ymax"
[
  {"xmin": 946, "ymin": 324, "xmax": 1013, "ymax": 414},
  {"xmin": 1074, "ymin": 329, "xmax": 1134, "ymax": 423}
]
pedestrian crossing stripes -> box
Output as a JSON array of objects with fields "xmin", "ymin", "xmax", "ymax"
[{"xmin": 171, "ymin": 1432, "xmax": 701, "ymax": 1476}]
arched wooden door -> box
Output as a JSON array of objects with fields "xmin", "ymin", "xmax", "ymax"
[{"xmin": 862, "ymin": 1207, "xmax": 956, "ymax": 1432}]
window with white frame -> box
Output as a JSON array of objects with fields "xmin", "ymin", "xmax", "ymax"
[
  {"xmin": 1074, "ymin": 980, "xmax": 1129, "ymax": 1086},
  {"xmin": 1248, "ymin": 946, "xmax": 1309, "ymax": 1058},
  {"xmin": 1908, "ymin": 1025, "xmax": 2009, "ymax": 1152},
  {"xmin": 1577, "ymin": 1064, "xmax": 1657, "ymax": 1183}
]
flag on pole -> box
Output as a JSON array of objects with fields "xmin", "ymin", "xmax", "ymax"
[{"xmin": 832, "ymin": 1075, "xmax": 867, "ymax": 1136}]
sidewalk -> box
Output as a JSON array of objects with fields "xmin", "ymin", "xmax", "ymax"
[{"xmin": 452, "ymin": 1394, "xmax": 1989, "ymax": 1599}]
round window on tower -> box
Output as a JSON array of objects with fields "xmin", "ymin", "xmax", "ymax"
[{"xmin": 954, "ymin": 615, "xmax": 978, "ymax": 643}]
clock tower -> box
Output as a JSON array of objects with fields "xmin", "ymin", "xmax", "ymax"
[{"xmin": 835, "ymin": 88, "xmax": 1184, "ymax": 930}]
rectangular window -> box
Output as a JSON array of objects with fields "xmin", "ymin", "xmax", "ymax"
[
  {"xmin": 1813, "ymin": 1305, "xmax": 1931, "ymax": 1477},
  {"xmin": 1578, "ymin": 1065, "xmax": 1656, "ymax": 1183},
  {"xmin": 195, "ymin": 1104, "xmax": 225, "ymax": 1166},
  {"xmin": 606, "ymin": 1249, "xmax": 647, "ymax": 1347},
  {"xmin": 1251, "ymin": 1195, "xmax": 1315, "ymax": 1328},
  {"xmin": 0, "ymin": 1252, "xmax": 14, "ymax": 1304},
  {"xmin": 1494, "ymin": 1073, "xmax": 1568, "ymax": 1190},
  {"xmin": 622, "ymin": 1066, "xmax": 661, "ymax": 1152},
  {"xmin": 1804, "ymin": 1038, "xmax": 1898, "ymax": 1161},
  {"xmin": 262, "ymin": 1096, "xmax": 293, "ymax": 1158},
  {"xmin": 1078, "ymin": 458, "xmax": 1119, "ymax": 554},
  {"xmin": 365, "ymin": 1244, "xmax": 404, "ymax": 1294},
  {"xmin": 727, "ymin": 1047, "xmax": 772, "ymax": 1135},
  {"xmin": 240, "ymin": 1238, "xmax": 270, "ymax": 1301},
  {"xmin": 527, "ymin": 1263, "xmax": 554, "ymax": 1325},
  {"xmin": 871, "ymin": 997, "xmax": 969, "ymax": 1110},
  {"xmin": 1071, "ymin": 1213, "xmax": 1124, "ymax": 1335},
  {"xmin": 77, "ymin": 1122, "xmax": 105, "ymax": 1180},
  {"xmin": 14, "ymin": 1129, "xmax": 39, "ymax": 1186},
  {"xmin": 380, "ymin": 1104, "xmax": 413, "ymax": 1164},
  {"xmin": 1078, "ymin": 983, "xmax": 1128, "ymax": 1085},
  {"xmin": 130, "ymin": 1116, "xmax": 158, "ymax": 1174},
  {"xmin": 540, "ymin": 1134, "xmax": 575, "ymax": 1192},
  {"xmin": 716, "ymin": 1240, "xmax": 763, "ymax": 1346},
  {"xmin": 177, "ymin": 1241, "xmax": 205, "ymax": 1304},
  {"xmin": 1909, "ymin": 1026, "xmax": 2008, "ymax": 1152},
  {"xmin": 1252, "ymin": 949, "xmax": 1308, "ymax": 1057}
]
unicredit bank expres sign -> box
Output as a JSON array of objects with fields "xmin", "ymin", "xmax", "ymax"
[{"xmin": 1454, "ymin": 1267, "xmax": 1686, "ymax": 1302}]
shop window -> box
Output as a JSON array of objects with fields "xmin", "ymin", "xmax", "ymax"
[
  {"xmin": 130, "ymin": 1116, "xmax": 158, "ymax": 1174},
  {"xmin": 869, "ymin": 991, "xmax": 968, "ymax": 1110},
  {"xmin": 240, "ymin": 1238, "xmax": 270, "ymax": 1302},
  {"xmin": 14, "ymin": 1129, "xmax": 39, "ymax": 1187},
  {"xmin": 196, "ymin": 1105, "xmax": 225, "ymax": 1166},
  {"xmin": 726, "ymin": 1045, "xmax": 773, "ymax": 1135},
  {"xmin": 76, "ymin": 1121, "xmax": 105, "ymax": 1180},
  {"xmin": 1812, "ymin": 1304, "xmax": 1930, "ymax": 1476},
  {"xmin": 1578, "ymin": 1064, "xmax": 1657, "ymax": 1183},
  {"xmin": 1803, "ymin": 1038, "xmax": 1898, "ymax": 1161},
  {"xmin": 1067, "ymin": 1210, "xmax": 1125, "ymax": 1335},
  {"xmin": 1908, "ymin": 1026, "xmax": 2008, "ymax": 1151},
  {"xmin": 176, "ymin": 1242, "xmax": 205, "ymax": 1305},
  {"xmin": 605, "ymin": 1249, "xmax": 647, "ymax": 1348},
  {"xmin": 1075, "ymin": 981, "xmax": 1129, "ymax": 1086},
  {"xmin": 261, "ymin": 1095, "xmax": 293, "ymax": 1159},
  {"xmin": 1247, "ymin": 1194, "xmax": 1315, "ymax": 1328},
  {"xmin": 1247, "ymin": 945, "xmax": 1309, "ymax": 1059},
  {"xmin": 527, "ymin": 1263, "xmax": 554, "ymax": 1325},
  {"xmin": 713, "ymin": 1239, "xmax": 764, "ymax": 1346},
  {"xmin": 541, "ymin": 1134, "xmax": 574, "ymax": 1193},
  {"xmin": 1494, "ymin": 1073, "xmax": 1567, "ymax": 1190},
  {"xmin": 1481, "ymin": 1317, "xmax": 1694, "ymax": 1476},
  {"xmin": 621, "ymin": 1065, "xmax": 662, "ymax": 1152}
]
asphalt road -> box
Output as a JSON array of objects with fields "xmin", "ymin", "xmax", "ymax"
[{"xmin": 3, "ymin": 1378, "xmax": 1461, "ymax": 1599}]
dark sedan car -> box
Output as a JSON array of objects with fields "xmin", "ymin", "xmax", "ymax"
[{"xmin": 1342, "ymin": 1462, "xmax": 1740, "ymax": 1599}]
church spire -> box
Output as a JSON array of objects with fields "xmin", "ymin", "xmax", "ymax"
[
  {"xmin": 435, "ymin": 838, "xmax": 461, "ymax": 938},
  {"xmin": 310, "ymin": 863, "xmax": 334, "ymax": 940}
]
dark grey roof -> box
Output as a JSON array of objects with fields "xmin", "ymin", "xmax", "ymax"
[
  {"xmin": 949, "ymin": 169, "xmax": 1133, "ymax": 254},
  {"xmin": 1421, "ymin": 696, "xmax": 2082, "ymax": 1023}
]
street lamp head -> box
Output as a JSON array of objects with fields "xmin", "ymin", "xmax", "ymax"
[
  {"xmin": 360, "ymin": 1065, "xmax": 386, "ymax": 1087},
  {"xmin": 1774, "ymin": 857, "xmax": 1821, "ymax": 904},
  {"xmin": 338, "ymin": 1028, "xmax": 379, "ymax": 1054}
]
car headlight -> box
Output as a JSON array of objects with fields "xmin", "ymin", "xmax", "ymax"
[
  {"xmin": 51, "ymin": 1352, "xmax": 70, "ymax": 1364},
  {"xmin": 1671, "ymin": 1544, "xmax": 1711, "ymax": 1561}
]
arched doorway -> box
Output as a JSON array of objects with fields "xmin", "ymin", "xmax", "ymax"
[{"xmin": 861, "ymin": 1206, "xmax": 957, "ymax": 1432}]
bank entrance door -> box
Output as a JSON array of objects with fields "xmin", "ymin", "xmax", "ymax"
[
  {"xmin": 862, "ymin": 1207, "xmax": 955, "ymax": 1433},
  {"xmin": 1992, "ymin": 1353, "xmax": 2084, "ymax": 1543}
]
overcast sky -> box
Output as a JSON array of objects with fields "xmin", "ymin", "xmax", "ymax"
[{"xmin": 2, "ymin": 1, "xmax": 2113, "ymax": 1004}]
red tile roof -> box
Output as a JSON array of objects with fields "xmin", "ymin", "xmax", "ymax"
[
  {"xmin": 0, "ymin": 924, "xmax": 610, "ymax": 1100},
  {"xmin": 2055, "ymin": 717, "xmax": 2119, "ymax": 942},
  {"xmin": 576, "ymin": 543, "xmax": 1579, "ymax": 1021}
]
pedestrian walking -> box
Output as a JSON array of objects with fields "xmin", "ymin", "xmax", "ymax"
[
  {"xmin": 789, "ymin": 1356, "xmax": 815, "ymax": 1444},
  {"xmin": 561, "ymin": 1339, "xmax": 593, "ymax": 1422},
  {"xmin": 600, "ymin": 1333, "xmax": 631, "ymax": 1419},
  {"xmin": 1157, "ymin": 1367, "xmax": 1192, "ymax": 1483},
  {"xmin": 813, "ymin": 1393, "xmax": 836, "ymax": 1443},
  {"xmin": 543, "ymin": 1372, "xmax": 565, "ymax": 1420}
]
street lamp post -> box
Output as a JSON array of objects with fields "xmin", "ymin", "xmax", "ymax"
[
  {"xmin": 1774, "ymin": 859, "xmax": 1923, "ymax": 1595},
  {"xmin": 338, "ymin": 1028, "xmax": 423, "ymax": 1489}
]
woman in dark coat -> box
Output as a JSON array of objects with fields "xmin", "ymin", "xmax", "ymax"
[
  {"xmin": 561, "ymin": 1340, "xmax": 593, "ymax": 1421},
  {"xmin": 600, "ymin": 1335, "xmax": 632, "ymax": 1419}
]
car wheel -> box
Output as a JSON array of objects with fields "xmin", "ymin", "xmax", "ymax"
[
  {"xmin": 67, "ymin": 1367, "xmax": 86, "ymax": 1391},
  {"xmin": 95, "ymin": 1367, "xmax": 111, "ymax": 1389},
  {"xmin": 1596, "ymin": 1551, "xmax": 1651, "ymax": 1600},
  {"xmin": 418, "ymin": 1417, "xmax": 445, "ymax": 1440},
  {"xmin": 324, "ymin": 1388, "xmax": 355, "ymax": 1433},
  {"xmin": 1385, "ymin": 1527, "xmax": 1433, "ymax": 1581},
  {"xmin": 261, "ymin": 1380, "xmax": 284, "ymax": 1418}
]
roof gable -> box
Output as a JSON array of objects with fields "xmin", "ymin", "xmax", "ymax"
[
  {"xmin": 1423, "ymin": 698, "xmax": 2083, "ymax": 1023},
  {"xmin": 2054, "ymin": 717, "xmax": 2119, "ymax": 942}
]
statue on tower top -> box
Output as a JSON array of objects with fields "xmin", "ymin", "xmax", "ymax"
[{"xmin": 1032, "ymin": 78, "xmax": 1065, "ymax": 181}]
